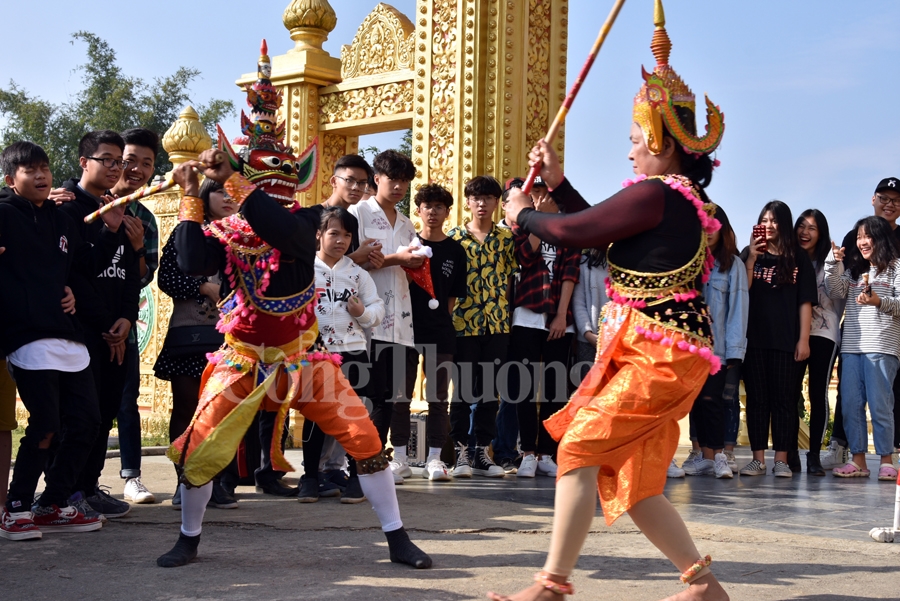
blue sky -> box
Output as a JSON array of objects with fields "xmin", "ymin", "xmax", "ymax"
[{"xmin": 3, "ymin": 1, "xmax": 899, "ymax": 242}]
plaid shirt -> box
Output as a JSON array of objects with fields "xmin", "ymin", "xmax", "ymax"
[
  {"xmin": 511, "ymin": 228, "xmax": 581, "ymax": 325},
  {"xmin": 127, "ymin": 201, "xmax": 159, "ymax": 289}
]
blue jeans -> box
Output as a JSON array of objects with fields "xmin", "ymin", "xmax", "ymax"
[
  {"xmin": 840, "ymin": 352, "xmax": 898, "ymax": 456},
  {"xmin": 117, "ymin": 340, "xmax": 142, "ymax": 479},
  {"xmin": 492, "ymin": 399, "xmax": 519, "ymax": 461}
]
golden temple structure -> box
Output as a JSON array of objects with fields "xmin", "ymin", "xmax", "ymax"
[{"xmin": 121, "ymin": 0, "xmax": 573, "ymax": 435}]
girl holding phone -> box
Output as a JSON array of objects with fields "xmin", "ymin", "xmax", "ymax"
[{"xmin": 739, "ymin": 201, "xmax": 817, "ymax": 477}]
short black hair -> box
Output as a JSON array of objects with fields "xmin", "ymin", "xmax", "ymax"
[
  {"xmin": 414, "ymin": 183, "xmax": 454, "ymax": 208},
  {"xmin": 319, "ymin": 205, "xmax": 358, "ymax": 234},
  {"xmin": 78, "ymin": 130, "xmax": 125, "ymax": 159},
  {"xmin": 0, "ymin": 141, "xmax": 50, "ymax": 178},
  {"xmin": 122, "ymin": 128, "xmax": 160, "ymax": 159},
  {"xmin": 334, "ymin": 154, "xmax": 374, "ymax": 179},
  {"xmin": 373, "ymin": 149, "xmax": 415, "ymax": 181},
  {"xmin": 198, "ymin": 178, "xmax": 224, "ymax": 222},
  {"xmin": 464, "ymin": 175, "xmax": 502, "ymax": 199}
]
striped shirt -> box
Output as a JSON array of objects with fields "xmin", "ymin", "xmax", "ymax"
[{"xmin": 824, "ymin": 255, "xmax": 900, "ymax": 358}]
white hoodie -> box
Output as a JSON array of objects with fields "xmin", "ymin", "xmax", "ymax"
[{"xmin": 314, "ymin": 255, "xmax": 385, "ymax": 353}]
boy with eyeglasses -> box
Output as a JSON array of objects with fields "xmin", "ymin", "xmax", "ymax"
[
  {"xmin": 823, "ymin": 177, "xmax": 900, "ymax": 471},
  {"xmin": 447, "ymin": 175, "xmax": 517, "ymax": 479},
  {"xmin": 57, "ymin": 130, "xmax": 141, "ymax": 519}
]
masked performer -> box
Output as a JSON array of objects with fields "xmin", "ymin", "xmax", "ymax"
[
  {"xmin": 156, "ymin": 42, "xmax": 431, "ymax": 570},
  {"xmin": 490, "ymin": 3, "xmax": 729, "ymax": 600}
]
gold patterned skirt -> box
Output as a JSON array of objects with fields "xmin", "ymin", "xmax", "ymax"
[{"xmin": 544, "ymin": 302, "xmax": 710, "ymax": 525}]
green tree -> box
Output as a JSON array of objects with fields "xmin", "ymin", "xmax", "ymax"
[
  {"xmin": 0, "ymin": 32, "xmax": 234, "ymax": 186},
  {"xmin": 359, "ymin": 128, "xmax": 413, "ymax": 216}
]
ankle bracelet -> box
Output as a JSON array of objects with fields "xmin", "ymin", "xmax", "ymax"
[
  {"xmin": 534, "ymin": 571, "xmax": 574, "ymax": 595},
  {"xmin": 680, "ymin": 555, "xmax": 712, "ymax": 584}
]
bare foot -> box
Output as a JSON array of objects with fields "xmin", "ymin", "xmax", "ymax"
[
  {"xmin": 487, "ymin": 583, "xmax": 564, "ymax": 601},
  {"xmin": 660, "ymin": 574, "xmax": 729, "ymax": 601}
]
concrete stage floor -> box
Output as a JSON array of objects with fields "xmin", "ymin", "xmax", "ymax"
[{"xmin": 2, "ymin": 447, "xmax": 898, "ymax": 600}]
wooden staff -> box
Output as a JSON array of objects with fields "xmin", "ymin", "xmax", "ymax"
[{"xmin": 522, "ymin": 0, "xmax": 627, "ymax": 194}]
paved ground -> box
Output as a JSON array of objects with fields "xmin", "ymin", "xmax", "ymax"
[{"xmin": 2, "ymin": 447, "xmax": 898, "ymax": 600}]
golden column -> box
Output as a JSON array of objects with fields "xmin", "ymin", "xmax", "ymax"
[
  {"xmin": 237, "ymin": 0, "xmax": 343, "ymax": 207},
  {"xmin": 411, "ymin": 0, "xmax": 569, "ymax": 226},
  {"xmin": 137, "ymin": 107, "xmax": 212, "ymax": 427}
]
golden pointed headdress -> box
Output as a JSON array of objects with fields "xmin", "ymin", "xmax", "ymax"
[{"xmin": 633, "ymin": 0, "xmax": 724, "ymax": 155}]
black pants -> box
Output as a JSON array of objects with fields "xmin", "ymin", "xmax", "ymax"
[
  {"xmin": 7, "ymin": 366, "xmax": 100, "ymax": 510},
  {"xmin": 450, "ymin": 334, "xmax": 509, "ymax": 447},
  {"xmin": 301, "ymin": 349, "xmax": 370, "ymax": 477},
  {"xmin": 689, "ymin": 368, "xmax": 726, "ymax": 450},
  {"xmin": 74, "ymin": 335, "xmax": 128, "ymax": 496},
  {"xmin": 390, "ymin": 346, "xmax": 452, "ymax": 449},
  {"xmin": 743, "ymin": 348, "xmax": 801, "ymax": 452},
  {"xmin": 369, "ymin": 341, "xmax": 418, "ymax": 445},
  {"xmin": 795, "ymin": 336, "xmax": 837, "ymax": 453},
  {"xmin": 506, "ymin": 326, "xmax": 572, "ymax": 456}
]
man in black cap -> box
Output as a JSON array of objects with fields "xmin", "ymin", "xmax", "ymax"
[{"xmin": 822, "ymin": 177, "xmax": 900, "ymax": 470}]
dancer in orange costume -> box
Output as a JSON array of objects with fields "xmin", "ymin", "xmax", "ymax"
[
  {"xmin": 489, "ymin": 2, "xmax": 728, "ymax": 600},
  {"xmin": 155, "ymin": 41, "xmax": 430, "ymax": 570}
]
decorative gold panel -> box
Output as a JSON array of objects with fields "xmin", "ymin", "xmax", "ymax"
[{"xmin": 341, "ymin": 3, "xmax": 416, "ymax": 79}]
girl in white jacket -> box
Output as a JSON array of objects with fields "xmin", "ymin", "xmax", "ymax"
[{"xmin": 301, "ymin": 206, "xmax": 384, "ymax": 503}]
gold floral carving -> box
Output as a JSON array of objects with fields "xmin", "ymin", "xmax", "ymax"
[
  {"xmin": 283, "ymin": 0, "xmax": 338, "ymax": 33},
  {"xmin": 319, "ymin": 81, "xmax": 414, "ymax": 125},
  {"xmin": 319, "ymin": 133, "xmax": 348, "ymax": 201},
  {"xmin": 526, "ymin": 0, "xmax": 551, "ymax": 150},
  {"xmin": 341, "ymin": 3, "xmax": 416, "ymax": 79},
  {"xmin": 428, "ymin": 0, "xmax": 459, "ymax": 192}
]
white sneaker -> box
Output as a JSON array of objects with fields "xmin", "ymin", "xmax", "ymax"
[
  {"xmin": 685, "ymin": 458, "xmax": 715, "ymax": 476},
  {"xmin": 123, "ymin": 478, "xmax": 156, "ymax": 504},
  {"xmin": 390, "ymin": 458, "xmax": 413, "ymax": 479},
  {"xmin": 714, "ymin": 453, "xmax": 733, "ymax": 479},
  {"xmin": 423, "ymin": 457, "xmax": 451, "ymax": 481},
  {"xmin": 451, "ymin": 443, "xmax": 473, "ymax": 478},
  {"xmin": 536, "ymin": 455, "xmax": 558, "ymax": 477},
  {"xmin": 392, "ymin": 469, "xmax": 405, "ymax": 485},
  {"xmin": 667, "ymin": 458, "xmax": 685, "ymax": 478},
  {"xmin": 517, "ymin": 454, "xmax": 538, "ymax": 478},
  {"xmin": 724, "ymin": 450, "xmax": 738, "ymax": 472},
  {"xmin": 681, "ymin": 449, "xmax": 702, "ymax": 470},
  {"xmin": 820, "ymin": 440, "xmax": 848, "ymax": 470}
]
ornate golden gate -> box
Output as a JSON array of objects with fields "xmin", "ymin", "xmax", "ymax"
[{"xmin": 130, "ymin": 0, "xmax": 571, "ymax": 433}]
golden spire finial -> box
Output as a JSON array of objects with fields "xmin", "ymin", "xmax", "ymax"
[
  {"xmin": 162, "ymin": 106, "xmax": 212, "ymax": 174},
  {"xmin": 283, "ymin": 0, "xmax": 338, "ymax": 53},
  {"xmin": 650, "ymin": 0, "xmax": 671, "ymax": 66},
  {"xmin": 654, "ymin": 0, "xmax": 666, "ymax": 27}
]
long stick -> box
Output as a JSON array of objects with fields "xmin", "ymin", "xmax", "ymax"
[
  {"xmin": 522, "ymin": 0, "xmax": 627, "ymax": 194},
  {"xmin": 84, "ymin": 177, "xmax": 177, "ymax": 223}
]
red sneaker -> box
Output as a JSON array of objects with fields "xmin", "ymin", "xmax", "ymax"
[
  {"xmin": 0, "ymin": 508, "xmax": 43, "ymax": 540},
  {"xmin": 31, "ymin": 504, "xmax": 103, "ymax": 532}
]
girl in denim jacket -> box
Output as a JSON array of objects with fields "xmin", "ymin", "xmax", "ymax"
[{"xmin": 681, "ymin": 205, "xmax": 749, "ymax": 478}]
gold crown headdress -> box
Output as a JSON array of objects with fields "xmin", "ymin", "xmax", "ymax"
[{"xmin": 633, "ymin": 0, "xmax": 724, "ymax": 155}]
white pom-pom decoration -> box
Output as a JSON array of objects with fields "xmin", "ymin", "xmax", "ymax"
[{"xmin": 428, "ymin": 299, "xmax": 439, "ymax": 310}]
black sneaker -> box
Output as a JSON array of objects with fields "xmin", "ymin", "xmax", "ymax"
[
  {"xmin": 207, "ymin": 481, "xmax": 238, "ymax": 509},
  {"xmin": 471, "ymin": 446, "xmax": 506, "ymax": 478},
  {"xmin": 340, "ymin": 476, "xmax": 366, "ymax": 504},
  {"xmin": 255, "ymin": 479, "xmax": 299, "ymax": 497},
  {"xmin": 497, "ymin": 457, "xmax": 518, "ymax": 474},
  {"xmin": 171, "ymin": 486, "xmax": 182, "ymax": 510},
  {"xmin": 297, "ymin": 475, "xmax": 319, "ymax": 503},
  {"xmin": 322, "ymin": 469, "xmax": 349, "ymax": 491},
  {"xmin": 68, "ymin": 491, "xmax": 107, "ymax": 524},
  {"xmin": 86, "ymin": 487, "xmax": 131, "ymax": 518},
  {"xmin": 318, "ymin": 477, "xmax": 342, "ymax": 498}
]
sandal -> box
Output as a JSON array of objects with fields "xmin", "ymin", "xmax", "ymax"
[
  {"xmin": 833, "ymin": 461, "xmax": 870, "ymax": 478},
  {"xmin": 878, "ymin": 464, "xmax": 898, "ymax": 481}
]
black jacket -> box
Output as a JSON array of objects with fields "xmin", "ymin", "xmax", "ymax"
[
  {"xmin": 0, "ymin": 188, "xmax": 118, "ymax": 354},
  {"xmin": 57, "ymin": 179, "xmax": 141, "ymax": 334}
]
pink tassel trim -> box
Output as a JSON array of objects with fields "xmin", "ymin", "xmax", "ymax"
[{"xmin": 635, "ymin": 324, "xmax": 720, "ymax": 374}]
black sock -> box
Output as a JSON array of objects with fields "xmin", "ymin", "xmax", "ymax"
[
  {"xmin": 157, "ymin": 533, "xmax": 200, "ymax": 568},
  {"xmin": 384, "ymin": 527, "xmax": 432, "ymax": 569}
]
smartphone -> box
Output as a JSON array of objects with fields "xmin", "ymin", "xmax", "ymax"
[{"xmin": 752, "ymin": 224, "xmax": 766, "ymax": 246}]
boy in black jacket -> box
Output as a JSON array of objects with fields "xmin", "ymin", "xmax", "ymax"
[
  {"xmin": 0, "ymin": 141, "xmax": 123, "ymax": 538},
  {"xmin": 57, "ymin": 130, "xmax": 141, "ymax": 518}
]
